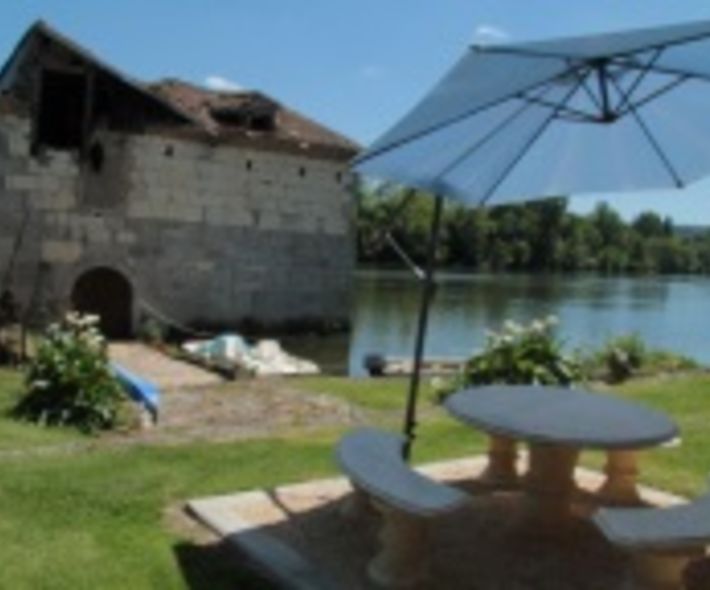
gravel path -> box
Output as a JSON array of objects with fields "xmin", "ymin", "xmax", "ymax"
[
  {"xmin": 123, "ymin": 378, "xmax": 365, "ymax": 445},
  {"xmin": 109, "ymin": 342, "xmax": 223, "ymax": 389}
]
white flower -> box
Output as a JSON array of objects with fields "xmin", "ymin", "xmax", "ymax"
[{"xmin": 530, "ymin": 320, "xmax": 545, "ymax": 333}]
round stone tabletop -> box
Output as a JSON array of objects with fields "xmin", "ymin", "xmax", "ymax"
[{"xmin": 444, "ymin": 385, "xmax": 679, "ymax": 449}]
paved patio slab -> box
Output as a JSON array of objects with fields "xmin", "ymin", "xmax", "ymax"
[{"xmin": 187, "ymin": 456, "xmax": 686, "ymax": 589}]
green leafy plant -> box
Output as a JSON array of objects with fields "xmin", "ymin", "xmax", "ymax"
[
  {"xmin": 599, "ymin": 333, "xmax": 647, "ymax": 383},
  {"xmin": 14, "ymin": 312, "xmax": 124, "ymax": 433},
  {"xmin": 453, "ymin": 316, "xmax": 581, "ymax": 392},
  {"xmin": 137, "ymin": 315, "xmax": 166, "ymax": 347},
  {"xmin": 583, "ymin": 333, "xmax": 698, "ymax": 383}
]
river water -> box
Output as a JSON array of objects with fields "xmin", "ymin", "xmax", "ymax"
[{"xmin": 285, "ymin": 270, "xmax": 710, "ymax": 376}]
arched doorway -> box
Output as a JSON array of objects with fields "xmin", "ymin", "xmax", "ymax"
[{"xmin": 72, "ymin": 267, "xmax": 133, "ymax": 339}]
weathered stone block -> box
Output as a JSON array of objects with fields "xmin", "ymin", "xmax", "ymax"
[
  {"xmin": 6, "ymin": 175, "xmax": 36, "ymax": 191},
  {"xmin": 41, "ymin": 240, "xmax": 82, "ymax": 264}
]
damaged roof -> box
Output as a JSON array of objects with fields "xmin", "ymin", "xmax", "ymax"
[
  {"xmin": 150, "ymin": 79, "xmax": 359, "ymax": 159},
  {"xmin": 0, "ymin": 21, "xmax": 359, "ymax": 160},
  {"xmin": 0, "ymin": 20, "xmax": 197, "ymax": 126}
]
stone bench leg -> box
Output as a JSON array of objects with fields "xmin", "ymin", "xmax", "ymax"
[
  {"xmin": 598, "ymin": 450, "xmax": 642, "ymax": 506},
  {"xmin": 632, "ymin": 549, "xmax": 704, "ymax": 589},
  {"xmin": 480, "ymin": 435, "xmax": 519, "ymax": 488},
  {"xmin": 368, "ymin": 501, "xmax": 429, "ymax": 588},
  {"xmin": 520, "ymin": 444, "xmax": 580, "ymax": 531}
]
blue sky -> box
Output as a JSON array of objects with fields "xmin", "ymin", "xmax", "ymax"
[{"xmin": 3, "ymin": 1, "xmax": 710, "ymax": 223}]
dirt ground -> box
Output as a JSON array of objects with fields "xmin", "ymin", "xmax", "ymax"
[
  {"xmin": 104, "ymin": 342, "xmax": 366, "ymax": 446},
  {"xmin": 123, "ymin": 378, "xmax": 365, "ymax": 445}
]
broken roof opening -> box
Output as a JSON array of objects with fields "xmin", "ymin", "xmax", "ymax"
[
  {"xmin": 36, "ymin": 69, "xmax": 87, "ymax": 151},
  {"xmin": 209, "ymin": 94, "xmax": 278, "ymax": 131}
]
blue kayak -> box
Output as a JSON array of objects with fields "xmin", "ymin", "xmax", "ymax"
[{"xmin": 111, "ymin": 363, "xmax": 160, "ymax": 419}]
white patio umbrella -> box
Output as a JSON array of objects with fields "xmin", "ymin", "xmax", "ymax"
[{"xmin": 353, "ymin": 19, "xmax": 710, "ymax": 458}]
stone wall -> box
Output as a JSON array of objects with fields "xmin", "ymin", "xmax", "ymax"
[{"xmin": 0, "ymin": 113, "xmax": 355, "ymax": 332}]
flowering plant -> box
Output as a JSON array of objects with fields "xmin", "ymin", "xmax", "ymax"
[
  {"xmin": 461, "ymin": 315, "xmax": 581, "ymax": 387},
  {"xmin": 14, "ymin": 312, "xmax": 124, "ymax": 433}
]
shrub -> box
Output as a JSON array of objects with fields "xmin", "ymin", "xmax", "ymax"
[
  {"xmin": 599, "ymin": 333, "xmax": 647, "ymax": 383},
  {"xmin": 137, "ymin": 315, "xmax": 166, "ymax": 347},
  {"xmin": 584, "ymin": 333, "xmax": 699, "ymax": 383},
  {"xmin": 458, "ymin": 316, "xmax": 581, "ymax": 390},
  {"xmin": 14, "ymin": 312, "xmax": 124, "ymax": 433}
]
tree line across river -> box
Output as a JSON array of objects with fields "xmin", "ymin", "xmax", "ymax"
[{"xmin": 357, "ymin": 189, "xmax": 710, "ymax": 274}]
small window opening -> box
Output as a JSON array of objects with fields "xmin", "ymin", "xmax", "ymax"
[
  {"xmin": 299, "ymin": 167, "xmax": 307, "ymax": 178},
  {"xmin": 36, "ymin": 69, "xmax": 87, "ymax": 150},
  {"xmin": 335, "ymin": 172, "xmax": 343, "ymax": 184},
  {"xmin": 88, "ymin": 141, "xmax": 104, "ymax": 172},
  {"xmin": 246, "ymin": 159, "xmax": 253, "ymax": 171},
  {"xmin": 164, "ymin": 144, "xmax": 174, "ymax": 157}
]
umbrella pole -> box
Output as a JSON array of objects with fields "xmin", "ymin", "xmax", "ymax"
[{"xmin": 403, "ymin": 193, "xmax": 444, "ymax": 460}]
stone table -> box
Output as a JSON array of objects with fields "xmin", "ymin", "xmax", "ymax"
[{"xmin": 444, "ymin": 385, "xmax": 679, "ymax": 529}]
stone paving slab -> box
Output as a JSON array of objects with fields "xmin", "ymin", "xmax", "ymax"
[
  {"xmin": 187, "ymin": 456, "xmax": 686, "ymax": 589},
  {"xmin": 109, "ymin": 342, "xmax": 223, "ymax": 390}
]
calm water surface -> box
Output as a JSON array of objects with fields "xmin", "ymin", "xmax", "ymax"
[{"xmin": 286, "ymin": 270, "xmax": 710, "ymax": 376}]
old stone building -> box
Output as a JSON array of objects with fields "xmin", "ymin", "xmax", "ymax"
[{"xmin": 0, "ymin": 22, "xmax": 358, "ymax": 337}]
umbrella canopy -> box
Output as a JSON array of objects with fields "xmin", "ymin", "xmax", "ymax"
[
  {"xmin": 355, "ymin": 19, "xmax": 710, "ymax": 206},
  {"xmin": 352, "ymin": 20, "xmax": 710, "ymax": 457}
]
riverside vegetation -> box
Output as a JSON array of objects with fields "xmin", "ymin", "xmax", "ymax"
[{"xmin": 358, "ymin": 189, "xmax": 710, "ymax": 274}]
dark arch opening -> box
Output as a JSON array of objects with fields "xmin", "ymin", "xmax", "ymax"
[{"xmin": 71, "ymin": 267, "xmax": 133, "ymax": 339}]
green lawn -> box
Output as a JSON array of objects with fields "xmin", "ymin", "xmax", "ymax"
[
  {"xmin": 296, "ymin": 375, "xmax": 437, "ymax": 412},
  {"xmin": 1, "ymin": 368, "xmax": 710, "ymax": 588},
  {"xmin": 0, "ymin": 369, "xmax": 81, "ymax": 452}
]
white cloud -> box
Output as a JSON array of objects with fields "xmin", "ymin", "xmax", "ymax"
[
  {"xmin": 360, "ymin": 65, "xmax": 387, "ymax": 80},
  {"xmin": 472, "ymin": 24, "xmax": 510, "ymax": 46},
  {"xmin": 204, "ymin": 75, "xmax": 243, "ymax": 92}
]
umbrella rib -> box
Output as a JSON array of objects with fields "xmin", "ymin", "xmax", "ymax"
[
  {"xmin": 353, "ymin": 66, "xmax": 574, "ymax": 167},
  {"xmin": 614, "ymin": 47, "xmax": 664, "ymax": 113},
  {"xmin": 517, "ymin": 91, "xmax": 599, "ymax": 122},
  {"xmin": 479, "ymin": 78, "xmax": 586, "ymax": 206},
  {"xmin": 610, "ymin": 77, "xmax": 684, "ymax": 188},
  {"xmin": 613, "ymin": 61, "xmax": 710, "ymax": 84},
  {"xmin": 431, "ymin": 82, "xmax": 561, "ymax": 182},
  {"xmin": 617, "ymin": 75, "xmax": 689, "ymax": 117}
]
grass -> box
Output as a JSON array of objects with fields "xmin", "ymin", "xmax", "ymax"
[
  {"xmin": 1, "ymin": 367, "xmax": 710, "ymax": 588},
  {"xmin": 0, "ymin": 369, "xmax": 82, "ymax": 452},
  {"xmin": 604, "ymin": 374, "xmax": 710, "ymax": 496},
  {"xmin": 296, "ymin": 375, "xmax": 437, "ymax": 412}
]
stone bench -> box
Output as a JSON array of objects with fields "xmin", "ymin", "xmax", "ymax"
[
  {"xmin": 593, "ymin": 492, "xmax": 710, "ymax": 588},
  {"xmin": 336, "ymin": 428, "xmax": 469, "ymax": 588}
]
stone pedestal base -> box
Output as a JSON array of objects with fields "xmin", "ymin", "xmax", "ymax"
[
  {"xmin": 598, "ymin": 450, "xmax": 643, "ymax": 506},
  {"xmin": 480, "ymin": 435, "xmax": 519, "ymax": 489},
  {"xmin": 633, "ymin": 550, "xmax": 702, "ymax": 589},
  {"xmin": 368, "ymin": 501, "xmax": 429, "ymax": 589},
  {"xmin": 340, "ymin": 486, "xmax": 373, "ymax": 520},
  {"xmin": 520, "ymin": 444, "xmax": 580, "ymax": 532}
]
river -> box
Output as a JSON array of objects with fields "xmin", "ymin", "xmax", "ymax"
[{"xmin": 284, "ymin": 270, "xmax": 710, "ymax": 376}]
